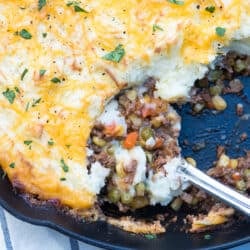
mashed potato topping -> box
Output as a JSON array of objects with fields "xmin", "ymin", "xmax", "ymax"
[
  {"xmin": 0, "ymin": 0, "xmax": 249, "ymax": 209},
  {"xmin": 147, "ymin": 157, "xmax": 186, "ymax": 206}
]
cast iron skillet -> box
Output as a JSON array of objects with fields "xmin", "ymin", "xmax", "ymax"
[{"xmin": 0, "ymin": 77, "xmax": 250, "ymax": 250}]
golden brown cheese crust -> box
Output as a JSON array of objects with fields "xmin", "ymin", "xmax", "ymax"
[
  {"xmin": 0, "ymin": 135, "xmax": 94, "ymax": 208},
  {"xmin": 107, "ymin": 216, "xmax": 166, "ymax": 234},
  {"xmin": 0, "ymin": 0, "xmax": 249, "ymax": 209},
  {"xmin": 189, "ymin": 206, "xmax": 235, "ymax": 233}
]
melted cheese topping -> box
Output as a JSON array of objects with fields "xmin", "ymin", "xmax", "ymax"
[{"xmin": 0, "ymin": 0, "xmax": 249, "ymax": 209}]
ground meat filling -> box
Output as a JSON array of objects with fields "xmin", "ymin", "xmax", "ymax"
[
  {"xmin": 85, "ymin": 51, "xmax": 249, "ymax": 233},
  {"xmin": 87, "ymin": 80, "xmax": 181, "ymax": 210},
  {"xmin": 184, "ymin": 150, "xmax": 250, "ymax": 233},
  {"xmin": 191, "ymin": 52, "xmax": 250, "ymax": 114}
]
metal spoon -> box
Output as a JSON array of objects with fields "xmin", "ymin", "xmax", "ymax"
[{"xmin": 177, "ymin": 160, "xmax": 250, "ymax": 216}]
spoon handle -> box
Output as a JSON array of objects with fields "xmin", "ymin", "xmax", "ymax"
[{"xmin": 177, "ymin": 161, "xmax": 250, "ymax": 216}]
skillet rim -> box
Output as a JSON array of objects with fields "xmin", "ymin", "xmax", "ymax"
[{"xmin": 0, "ymin": 194, "xmax": 249, "ymax": 250}]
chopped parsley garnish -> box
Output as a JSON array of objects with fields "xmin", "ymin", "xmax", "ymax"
[
  {"xmin": 24, "ymin": 140, "xmax": 32, "ymax": 146},
  {"xmin": 205, "ymin": 6, "xmax": 215, "ymax": 13},
  {"xmin": 65, "ymin": 144, "xmax": 71, "ymax": 148},
  {"xmin": 153, "ymin": 24, "xmax": 163, "ymax": 32},
  {"xmin": 38, "ymin": 0, "xmax": 46, "ymax": 11},
  {"xmin": 216, "ymin": 27, "xmax": 226, "ymax": 37},
  {"xmin": 21, "ymin": 68, "xmax": 28, "ymax": 80},
  {"xmin": 103, "ymin": 44, "xmax": 125, "ymax": 63},
  {"xmin": 51, "ymin": 77, "xmax": 61, "ymax": 83},
  {"xmin": 9, "ymin": 162, "xmax": 15, "ymax": 169},
  {"xmin": 74, "ymin": 5, "xmax": 88, "ymax": 12},
  {"xmin": 42, "ymin": 33, "xmax": 47, "ymax": 38},
  {"xmin": 19, "ymin": 29, "xmax": 32, "ymax": 39},
  {"xmin": 204, "ymin": 234, "xmax": 211, "ymax": 240},
  {"xmin": 2, "ymin": 89, "xmax": 16, "ymax": 104},
  {"xmin": 32, "ymin": 98, "xmax": 41, "ymax": 107},
  {"xmin": 25, "ymin": 102, "xmax": 30, "ymax": 111},
  {"xmin": 67, "ymin": 1, "xmax": 88, "ymax": 13},
  {"xmin": 48, "ymin": 139, "xmax": 54, "ymax": 146},
  {"xmin": 60, "ymin": 177, "xmax": 66, "ymax": 181},
  {"xmin": 145, "ymin": 234, "xmax": 157, "ymax": 240},
  {"xmin": 167, "ymin": 0, "xmax": 184, "ymax": 5},
  {"xmin": 39, "ymin": 69, "xmax": 46, "ymax": 77},
  {"xmin": 66, "ymin": 1, "xmax": 76, "ymax": 6},
  {"xmin": 60, "ymin": 159, "xmax": 69, "ymax": 173},
  {"xmin": 14, "ymin": 87, "xmax": 20, "ymax": 93}
]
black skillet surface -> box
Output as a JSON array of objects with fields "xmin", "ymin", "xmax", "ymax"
[{"xmin": 0, "ymin": 77, "xmax": 250, "ymax": 250}]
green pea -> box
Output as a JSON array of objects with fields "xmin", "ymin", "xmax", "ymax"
[
  {"xmin": 236, "ymin": 180, "xmax": 246, "ymax": 191},
  {"xmin": 243, "ymin": 169, "xmax": 250, "ymax": 179},
  {"xmin": 140, "ymin": 127, "xmax": 153, "ymax": 141},
  {"xmin": 108, "ymin": 189, "xmax": 121, "ymax": 203},
  {"xmin": 106, "ymin": 145, "xmax": 115, "ymax": 155},
  {"xmin": 130, "ymin": 197, "xmax": 149, "ymax": 209},
  {"xmin": 93, "ymin": 136, "xmax": 106, "ymax": 147},
  {"xmin": 135, "ymin": 182, "xmax": 145, "ymax": 196},
  {"xmin": 207, "ymin": 70, "xmax": 223, "ymax": 82},
  {"xmin": 121, "ymin": 192, "xmax": 133, "ymax": 204},
  {"xmin": 191, "ymin": 197, "xmax": 199, "ymax": 206},
  {"xmin": 209, "ymin": 85, "xmax": 222, "ymax": 96},
  {"xmin": 234, "ymin": 59, "xmax": 246, "ymax": 73},
  {"xmin": 170, "ymin": 197, "xmax": 183, "ymax": 211}
]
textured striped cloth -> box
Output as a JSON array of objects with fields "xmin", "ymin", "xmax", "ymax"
[
  {"xmin": 0, "ymin": 207, "xmax": 101, "ymax": 250},
  {"xmin": 0, "ymin": 206, "xmax": 249, "ymax": 250}
]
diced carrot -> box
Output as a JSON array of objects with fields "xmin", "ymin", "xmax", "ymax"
[
  {"xmin": 104, "ymin": 123, "xmax": 123, "ymax": 136},
  {"xmin": 123, "ymin": 132, "xmax": 138, "ymax": 149},
  {"xmin": 154, "ymin": 137, "xmax": 164, "ymax": 149},
  {"xmin": 141, "ymin": 107, "xmax": 155, "ymax": 118},
  {"xmin": 104, "ymin": 123, "xmax": 116, "ymax": 135},
  {"xmin": 232, "ymin": 172, "xmax": 241, "ymax": 181}
]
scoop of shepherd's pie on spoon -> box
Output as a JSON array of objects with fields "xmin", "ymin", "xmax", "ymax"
[{"xmin": 87, "ymin": 78, "xmax": 250, "ymax": 216}]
